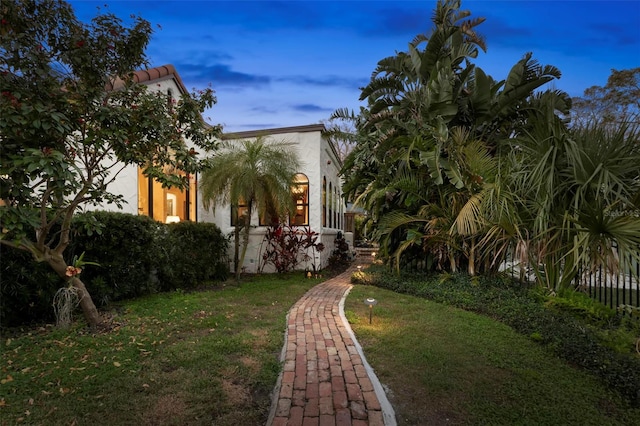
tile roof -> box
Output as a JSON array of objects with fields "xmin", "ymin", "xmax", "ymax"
[{"xmin": 106, "ymin": 64, "xmax": 189, "ymax": 94}]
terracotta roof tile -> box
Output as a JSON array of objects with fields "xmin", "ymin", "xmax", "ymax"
[{"xmin": 106, "ymin": 64, "xmax": 189, "ymax": 94}]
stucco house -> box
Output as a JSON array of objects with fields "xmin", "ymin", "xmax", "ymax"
[
  {"xmin": 97, "ymin": 64, "xmax": 199, "ymax": 223},
  {"xmin": 199, "ymin": 124, "xmax": 346, "ymax": 273},
  {"xmin": 98, "ymin": 64, "xmax": 346, "ymax": 273}
]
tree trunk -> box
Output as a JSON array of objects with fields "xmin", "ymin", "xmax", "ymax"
[
  {"xmin": 234, "ymin": 221, "xmax": 240, "ymax": 280},
  {"xmin": 46, "ymin": 251, "xmax": 103, "ymax": 328},
  {"xmin": 468, "ymin": 238, "xmax": 476, "ymax": 276},
  {"xmin": 237, "ymin": 215, "xmax": 251, "ymax": 280},
  {"xmin": 71, "ymin": 277, "xmax": 102, "ymax": 327}
]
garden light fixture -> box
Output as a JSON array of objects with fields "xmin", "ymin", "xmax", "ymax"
[{"xmin": 364, "ymin": 297, "xmax": 378, "ymax": 324}]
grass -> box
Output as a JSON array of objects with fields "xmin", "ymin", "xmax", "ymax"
[
  {"xmin": 2, "ymin": 269, "xmax": 640, "ymax": 425},
  {"xmin": 0, "ymin": 273, "xmax": 317, "ymax": 426},
  {"xmin": 345, "ymin": 284, "xmax": 640, "ymax": 425}
]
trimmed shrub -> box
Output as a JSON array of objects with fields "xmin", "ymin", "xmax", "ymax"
[
  {"xmin": 0, "ymin": 245, "xmax": 60, "ymax": 327},
  {"xmin": 326, "ymin": 233, "xmax": 353, "ymax": 274},
  {"xmin": 1, "ymin": 212, "xmax": 229, "ymax": 327},
  {"xmin": 160, "ymin": 221, "xmax": 229, "ymax": 289},
  {"xmin": 67, "ymin": 211, "xmax": 167, "ymax": 305}
]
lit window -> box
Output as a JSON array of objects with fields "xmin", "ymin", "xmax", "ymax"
[
  {"xmin": 259, "ymin": 198, "xmax": 280, "ymax": 226},
  {"xmin": 322, "ymin": 177, "xmax": 327, "ymax": 227},
  {"xmin": 231, "ymin": 199, "xmax": 249, "ymax": 226},
  {"xmin": 290, "ymin": 173, "xmax": 309, "ymax": 226}
]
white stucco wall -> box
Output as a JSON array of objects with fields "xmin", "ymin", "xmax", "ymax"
[
  {"xmin": 92, "ymin": 69, "xmax": 348, "ymax": 275},
  {"xmin": 82, "ymin": 162, "xmax": 138, "ymax": 215},
  {"xmin": 197, "ymin": 125, "xmax": 346, "ymax": 273},
  {"xmin": 91, "ymin": 76, "xmax": 195, "ymax": 216}
]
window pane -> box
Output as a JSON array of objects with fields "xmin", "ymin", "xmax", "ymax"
[
  {"xmin": 291, "ymin": 173, "xmax": 309, "ymax": 226},
  {"xmin": 322, "ymin": 177, "xmax": 327, "ymax": 227},
  {"xmin": 231, "ymin": 202, "xmax": 248, "ymax": 226}
]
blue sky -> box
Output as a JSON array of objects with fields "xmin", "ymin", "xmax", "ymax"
[{"xmin": 68, "ymin": 0, "xmax": 640, "ymax": 132}]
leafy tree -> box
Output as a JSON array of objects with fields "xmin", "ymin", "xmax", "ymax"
[
  {"xmin": 320, "ymin": 118, "xmax": 357, "ymax": 162},
  {"xmin": 0, "ymin": 0, "xmax": 220, "ymax": 327},
  {"xmin": 199, "ymin": 138, "xmax": 301, "ymax": 280},
  {"xmin": 571, "ymin": 67, "xmax": 640, "ymax": 127},
  {"xmin": 335, "ymin": 0, "xmax": 564, "ymax": 274}
]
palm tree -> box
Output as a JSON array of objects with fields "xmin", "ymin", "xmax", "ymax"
[
  {"xmin": 511, "ymin": 112, "xmax": 640, "ymax": 291},
  {"xmin": 199, "ymin": 137, "xmax": 301, "ymax": 279},
  {"xmin": 335, "ymin": 0, "xmax": 564, "ymax": 273}
]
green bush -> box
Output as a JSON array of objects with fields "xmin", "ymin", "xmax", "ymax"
[
  {"xmin": 326, "ymin": 233, "xmax": 353, "ymax": 274},
  {"xmin": 361, "ymin": 265, "xmax": 640, "ymax": 406},
  {"xmin": 0, "ymin": 245, "xmax": 60, "ymax": 327},
  {"xmin": 67, "ymin": 211, "xmax": 167, "ymax": 305},
  {"xmin": 1, "ymin": 212, "xmax": 229, "ymax": 327},
  {"xmin": 159, "ymin": 221, "xmax": 229, "ymax": 289},
  {"xmin": 546, "ymin": 289, "xmax": 618, "ymax": 326}
]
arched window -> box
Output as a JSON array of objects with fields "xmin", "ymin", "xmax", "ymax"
[
  {"xmin": 290, "ymin": 173, "xmax": 309, "ymax": 226},
  {"xmin": 333, "ymin": 186, "xmax": 339, "ymax": 228},
  {"xmin": 328, "ymin": 182, "xmax": 333, "ymax": 228},
  {"xmin": 338, "ymin": 189, "xmax": 342, "ymax": 229},
  {"xmin": 322, "ymin": 177, "xmax": 327, "ymax": 227}
]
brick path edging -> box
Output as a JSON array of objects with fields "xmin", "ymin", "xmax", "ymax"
[
  {"xmin": 266, "ymin": 267, "xmax": 397, "ymax": 426},
  {"xmin": 338, "ymin": 287, "xmax": 396, "ymax": 426}
]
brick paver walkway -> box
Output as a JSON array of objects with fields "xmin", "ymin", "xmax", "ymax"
[{"xmin": 267, "ymin": 262, "xmax": 396, "ymax": 426}]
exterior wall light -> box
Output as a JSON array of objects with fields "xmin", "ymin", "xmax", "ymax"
[{"xmin": 364, "ymin": 298, "xmax": 378, "ymax": 324}]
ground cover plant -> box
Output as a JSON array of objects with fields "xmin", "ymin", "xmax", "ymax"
[
  {"xmin": 0, "ymin": 274, "xmax": 318, "ymax": 425},
  {"xmin": 345, "ymin": 283, "xmax": 640, "ymax": 425}
]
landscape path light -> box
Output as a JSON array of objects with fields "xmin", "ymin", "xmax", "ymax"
[{"xmin": 364, "ymin": 297, "xmax": 378, "ymax": 324}]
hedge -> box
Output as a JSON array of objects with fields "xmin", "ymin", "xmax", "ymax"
[{"xmin": 1, "ymin": 212, "xmax": 229, "ymax": 327}]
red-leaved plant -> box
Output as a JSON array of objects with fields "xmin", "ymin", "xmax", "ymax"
[{"xmin": 259, "ymin": 224, "xmax": 325, "ymax": 273}]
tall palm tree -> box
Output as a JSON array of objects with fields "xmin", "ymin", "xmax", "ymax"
[
  {"xmin": 335, "ymin": 0, "xmax": 564, "ymax": 273},
  {"xmin": 199, "ymin": 138, "xmax": 301, "ymax": 279}
]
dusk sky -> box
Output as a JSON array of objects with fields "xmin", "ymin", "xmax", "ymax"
[{"xmin": 68, "ymin": 0, "xmax": 640, "ymax": 133}]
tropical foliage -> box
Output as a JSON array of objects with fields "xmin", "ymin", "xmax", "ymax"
[
  {"xmin": 199, "ymin": 137, "xmax": 301, "ymax": 279},
  {"xmin": 259, "ymin": 224, "xmax": 324, "ymax": 273},
  {"xmin": 0, "ymin": 0, "xmax": 219, "ymax": 326},
  {"xmin": 335, "ymin": 0, "xmax": 640, "ymax": 291}
]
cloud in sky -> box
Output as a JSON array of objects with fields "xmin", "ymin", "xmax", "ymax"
[
  {"xmin": 176, "ymin": 63, "xmax": 271, "ymax": 88},
  {"xmin": 291, "ymin": 104, "xmax": 334, "ymax": 113},
  {"xmin": 69, "ymin": 0, "xmax": 640, "ymax": 132},
  {"xmin": 279, "ymin": 75, "xmax": 369, "ymax": 91}
]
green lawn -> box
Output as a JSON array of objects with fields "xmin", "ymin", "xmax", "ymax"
[
  {"xmin": 2, "ymin": 272, "xmax": 639, "ymax": 425},
  {"xmin": 345, "ymin": 284, "xmax": 640, "ymax": 426},
  {"xmin": 0, "ymin": 274, "xmax": 317, "ymax": 426}
]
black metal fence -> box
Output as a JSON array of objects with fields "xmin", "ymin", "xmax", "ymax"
[
  {"xmin": 573, "ymin": 255, "xmax": 640, "ymax": 312},
  {"xmin": 501, "ymin": 247, "xmax": 640, "ymax": 313},
  {"xmin": 398, "ymin": 246, "xmax": 640, "ymax": 314}
]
